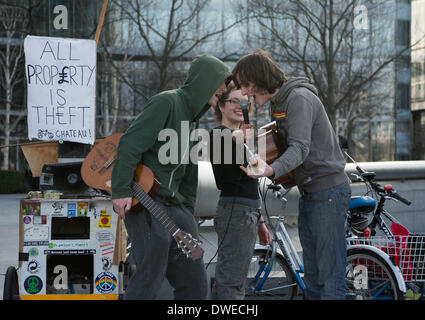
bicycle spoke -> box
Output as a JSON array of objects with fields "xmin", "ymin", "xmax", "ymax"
[
  {"xmin": 245, "ymin": 250, "xmax": 298, "ymax": 300},
  {"xmin": 346, "ymin": 250, "xmax": 403, "ymax": 300}
]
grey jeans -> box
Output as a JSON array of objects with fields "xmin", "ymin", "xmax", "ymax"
[
  {"xmin": 298, "ymin": 181, "xmax": 351, "ymax": 300},
  {"xmin": 123, "ymin": 203, "xmax": 208, "ymax": 300},
  {"xmin": 212, "ymin": 201, "xmax": 260, "ymax": 300}
]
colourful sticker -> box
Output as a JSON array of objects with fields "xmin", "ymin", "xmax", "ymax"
[
  {"xmin": 67, "ymin": 203, "xmax": 77, "ymax": 217},
  {"xmin": 23, "ymin": 216, "xmax": 32, "ymax": 224},
  {"xmin": 100, "ymin": 242, "xmax": 114, "ymax": 256},
  {"xmin": 33, "ymin": 215, "xmax": 47, "ymax": 224},
  {"xmin": 21, "ymin": 202, "xmax": 41, "ymax": 216},
  {"xmin": 98, "ymin": 210, "xmax": 111, "ymax": 228},
  {"xmin": 24, "ymin": 275, "xmax": 43, "ymax": 294},
  {"xmin": 28, "ymin": 248, "xmax": 39, "ymax": 257},
  {"xmin": 77, "ymin": 202, "xmax": 88, "ymax": 216},
  {"xmin": 95, "ymin": 272, "xmax": 117, "ymax": 293}
]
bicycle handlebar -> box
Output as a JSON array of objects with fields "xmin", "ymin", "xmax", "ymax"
[
  {"xmin": 351, "ymin": 160, "xmax": 412, "ymax": 206},
  {"xmin": 388, "ymin": 191, "xmax": 411, "ymax": 206}
]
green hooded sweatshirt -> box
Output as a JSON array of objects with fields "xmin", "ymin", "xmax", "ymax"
[{"xmin": 111, "ymin": 54, "xmax": 231, "ymax": 214}]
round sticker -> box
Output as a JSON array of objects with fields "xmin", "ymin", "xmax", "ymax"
[
  {"xmin": 27, "ymin": 260, "xmax": 41, "ymax": 274},
  {"xmin": 95, "ymin": 272, "xmax": 117, "ymax": 293},
  {"xmin": 28, "ymin": 248, "xmax": 39, "ymax": 258},
  {"xmin": 24, "ymin": 275, "xmax": 43, "ymax": 294},
  {"xmin": 23, "ymin": 216, "xmax": 32, "ymax": 224}
]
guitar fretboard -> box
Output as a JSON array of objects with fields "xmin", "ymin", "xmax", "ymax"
[{"xmin": 131, "ymin": 181, "xmax": 179, "ymax": 235}]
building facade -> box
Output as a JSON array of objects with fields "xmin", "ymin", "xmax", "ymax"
[{"xmin": 411, "ymin": 0, "xmax": 425, "ymax": 159}]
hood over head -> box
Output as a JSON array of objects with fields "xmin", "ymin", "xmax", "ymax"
[{"xmin": 180, "ymin": 54, "xmax": 231, "ymax": 121}]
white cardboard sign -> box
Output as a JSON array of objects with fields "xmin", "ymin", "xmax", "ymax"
[{"xmin": 24, "ymin": 36, "xmax": 96, "ymax": 144}]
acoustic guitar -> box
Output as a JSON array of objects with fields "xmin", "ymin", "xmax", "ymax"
[
  {"xmin": 81, "ymin": 133, "xmax": 204, "ymax": 261},
  {"xmin": 256, "ymin": 121, "xmax": 296, "ymax": 188}
]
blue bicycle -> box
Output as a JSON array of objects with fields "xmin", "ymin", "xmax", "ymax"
[{"xmin": 245, "ymin": 183, "xmax": 306, "ymax": 300}]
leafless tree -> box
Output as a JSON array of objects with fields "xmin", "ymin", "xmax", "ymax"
[
  {"xmin": 102, "ymin": 0, "xmax": 243, "ymax": 95},
  {"xmin": 237, "ymin": 0, "xmax": 423, "ymax": 158},
  {"xmin": 0, "ymin": 2, "xmax": 32, "ymax": 170}
]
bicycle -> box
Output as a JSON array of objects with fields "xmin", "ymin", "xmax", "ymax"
[
  {"xmin": 345, "ymin": 153, "xmax": 425, "ymax": 300},
  {"xmin": 245, "ymin": 182, "xmax": 306, "ymax": 300},
  {"xmin": 244, "ymin": 158, "xmax": 424, "ymax": 300}
]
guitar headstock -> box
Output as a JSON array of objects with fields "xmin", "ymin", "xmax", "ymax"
[{"xmin": 173, "ymin": 230, "xmax": 204, "ymax": 261}]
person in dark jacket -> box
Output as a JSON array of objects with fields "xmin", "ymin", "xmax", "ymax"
[
  {"xmin": 232, "ymin": 49, "xmax": 351, "ymax": 300},
  {"xmin": 111, "ymin": 54, "xmax": 231, "ymax": 300},
  {"xmin": 209, "ymin": 81, "xmax": 270, "ymax": 299}
]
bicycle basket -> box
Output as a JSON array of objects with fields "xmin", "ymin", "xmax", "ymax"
[
  {"xmin": 407, "ymin": 234, "xmax": 425, "ymax": 282},
  {"xmin": 347, "ymin": 235, "xmax": 425, "ymax": 282}
]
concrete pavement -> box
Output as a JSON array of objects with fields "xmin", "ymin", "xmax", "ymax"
[{"xmin": 0, "ymin": 194, "xmax": 25, "ymax": 300}]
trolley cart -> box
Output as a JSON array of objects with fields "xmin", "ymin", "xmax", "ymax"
[{"xmin": 3, "ymin": 195, "xmax": 127, "ymax": 300}]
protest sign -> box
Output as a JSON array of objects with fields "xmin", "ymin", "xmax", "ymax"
[{"xmin": 24, "ymin": 36, "xmax": 96, "ymax": 144}]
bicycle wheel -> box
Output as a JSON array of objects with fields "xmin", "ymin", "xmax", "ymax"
[
  {"xmin": 3, "ymin": 266, "xmax": 20, "ymax": 300},
  {"xmin": 245, "ymin": 249, "xmax": 297, "ymax": 300},
  {"xmin": 346, "ymin": 249, "xmax": 404, "ymax": 300}
]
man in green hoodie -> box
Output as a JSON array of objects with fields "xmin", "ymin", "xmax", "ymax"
[
  {"xmin": 111, "ymin": 54, "xmax": 231, "ymax": 300},
  {"xmin": 233, "ymin": 50, "xmax": 351, "ymax": 300}
]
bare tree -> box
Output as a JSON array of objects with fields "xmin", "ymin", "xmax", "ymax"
[
  {"xmin": 92, "ymin": 0, "xmax": 246, "ymax": 134},
  {"xmin": 246, "ymin": 1, "xmax": 387, "ymax": 123},
  {"xmin": 238, "ymin": 0, "xmax": 423, "ymax": 159},
  {"xmin": 0, "ymin": 2, "xmax": 31, "ymax": 170},
  {"xmin": 103, "ymin": 0, "xmax": 243, "ymax": 95}
]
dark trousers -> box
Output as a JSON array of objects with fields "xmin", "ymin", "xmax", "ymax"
[{"xmin": 123, "ymin": 203, "xmax": 208, "ymax": 300}]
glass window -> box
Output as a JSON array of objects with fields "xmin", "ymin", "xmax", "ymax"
[
  {"xmin": 397, "ymin": 20, "xmax": 410, "ymax": 47},
  {"xmin": 396, "ymin": 84, "xmax": 410, "ymax": 109},
  {"xmin": 31, "ymin": 3, "xmax": 49, "ymax": 36},
  {"xmin": 352, "ymin": 120, "xmax": 371, "ymax": 162},
  {"xmin": 371, "ymin": 121, "xmax": 395, "ymax": 161},
  {"xmin": 412, "ymin": 111, "xmax": 425, "ymax": 159}
]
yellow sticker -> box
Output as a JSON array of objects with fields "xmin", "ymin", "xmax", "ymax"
[{"xmin": 98, "ymin": 210, "xmax": 111, "ymax": 228}]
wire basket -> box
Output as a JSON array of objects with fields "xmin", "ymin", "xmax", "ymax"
[{"xmin": 347, "ymin": 235, "xmax": 425, "ymax": 282}]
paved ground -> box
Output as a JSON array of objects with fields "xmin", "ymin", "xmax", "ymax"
[
  {"xmin": 0, "ymin": 194, "xmax": 24, "ymax": 300},
  {"xmin": 0, "ymin": 194, "xmax": 302, "ymax": 300}
]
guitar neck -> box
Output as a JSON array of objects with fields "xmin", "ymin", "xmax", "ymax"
[{"xmin": 131, "ymin": 181, "xmax": 179, "ymax": 235}]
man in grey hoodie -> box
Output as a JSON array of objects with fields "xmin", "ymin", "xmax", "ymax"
[{"xmin": 233, "ymin": 50, "xmax": 351, "ymax": 300}]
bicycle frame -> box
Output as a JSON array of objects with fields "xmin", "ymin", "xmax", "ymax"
[
  {"xmin": 251, "ymin": 216, "xmax": 306, "ymax": 293},
  {"xmin": 369, "ymin": 195, "xmax": 399, "ymax": 240}
]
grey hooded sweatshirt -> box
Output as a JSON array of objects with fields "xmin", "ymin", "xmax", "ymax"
[{"xmin": 269, "ymin": 77, "xmax": 348, "ymax": 193}]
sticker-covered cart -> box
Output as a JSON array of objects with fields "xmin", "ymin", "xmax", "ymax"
[{"xmin": 4, "ymin": 195, "xmax": 127, "ymax": 300}]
